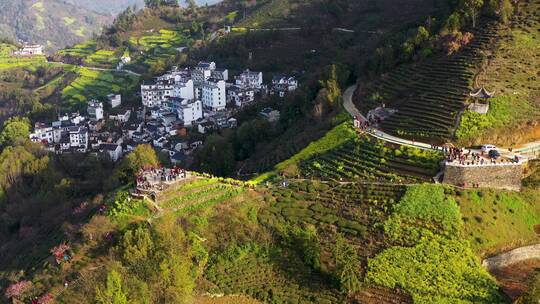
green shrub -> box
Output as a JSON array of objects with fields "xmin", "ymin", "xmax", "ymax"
[{"xmin": 366, "ymin": 236, "xmax": 502, "ymax": 303}]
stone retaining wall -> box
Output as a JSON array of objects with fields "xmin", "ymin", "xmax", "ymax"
[{"xmin": 443, "ymin": 163, "xmax": 524, "ymax": 191}]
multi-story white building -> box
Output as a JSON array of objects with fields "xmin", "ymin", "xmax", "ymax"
[
  {"xmin": 141, "ymin": 80, "xmax": 174, "ymax": 107},
  {"xmin": 30, "ymin": 123, "xmax": 54, "ymax": 144},
  {"xmin": 110, "ymin": 110, "xmax": 132, "ymax": 123},
  {"xmin": 172, "ymin": 79, "xmax": 194, "ymax": 100},
  {"xmin": 87, "ymin": 100, "xmax": 104, "ymax": 121},
  {"xmin": 212, "ymin": 68, "xmax": 229, "ymax": 82},
  {"xmin": 141, "ymin": 69, "xmax": 194, "ymax": 107},
  {"xmin": 69, "ymin": 126, "xmax": 89, "ymax": 151},
  {"xmin": 235, "ymin": 69, "xmax": 263, "ymax": 90},
  {"xmin": 201, "ymin": 79, "xmax": 226, "ymax": 111},
  {"xmin": 107, "ymin": 94, "xmax": 122, "ymax": 108},
  {"xmin": 177, "ymin": 99, "xmax": 202, "ymax": 126},
  {"xmin": 192, "ymin": 62, "xmax": 216, "ymax": 84}
]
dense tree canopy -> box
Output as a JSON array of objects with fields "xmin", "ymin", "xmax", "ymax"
[
  {"xmin": 115, "ymin": 144, "xmax": 160, "ymax": 184},
  {"xmin": 0, "ymin": 117, "xmax": 31, "ymax": 147}
]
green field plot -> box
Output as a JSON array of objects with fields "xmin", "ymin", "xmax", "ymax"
[
  {"xmin": 298, "ymin": 133, "xmax": 442, "ymax": 183},
  {"xmin": 205, "ymin": 243, "xmax": 344, "ymax": 304},
  {"xmin": 61, "ymin": 67, "xmax": 138, "ymax": 107},
  {"xmin": 85, "ymin": 49, "xmax": 120, "ymax": 67},
  {"xmin": 128, "ymin": 29, "xmax": 192, "ymax": 70},
  {"xmin": 58, "ymin": 41, "xmax": 98, "ymax": 58},
  {"xmin": 158, "ymin": 177, "xmax": 247, "ymax": 216},
  {"xmin": 456, "ymin": 188, "xmax": 540, "ymax": 255}
]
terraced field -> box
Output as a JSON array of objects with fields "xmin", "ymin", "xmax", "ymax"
[
  {"xmin": 61, "ymin": 67, "xmax": 139, "ymax": 107},
  {"xmin": 457, "ymin": 0, "xmax": 540, "ymax": 145},
  {"xmin": 205, "ymin": 243, "xmax": 344, "ymax": 304},
  {"xmin": 204, "ymin": 180, "xmax": 408, "ymax": 304},
  {"xmin": 110, "ymin": 177, "xmax": 251, "ymax": 225},
  {"xmin": 58, "ymin": 41, "xmax": 98, "ymax": 59},
  {"xmin": 262, "ymin": 181, "xmax": 404, "ymax": 239},
  {"xmin": 299, "ymin": 135, "xmax": 443, "ymax": 183},
  {"xmin": 158, "ymin": 177, "xmax": 247, "ymax": 216},
  {"xmin": 128, "ymin": 29, "xmax": 192, "ymax": 72},
  {"xmin": 355, "ymin": 20, "xmax": 500, "ymax": 140}
]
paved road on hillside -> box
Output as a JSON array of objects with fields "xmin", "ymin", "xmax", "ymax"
[
  {"xmin": 344, "ymin": 85, "xmax": 540, "ymax": 158},
  {"xmin": 343, "ymin": 85, "xmax": 435, "ymax": 151}
]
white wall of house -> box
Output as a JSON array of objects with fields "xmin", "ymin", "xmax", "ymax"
[
  {"xmin": 172, "ymin": 79, "xmax": 195, "ymax": 100},
  {"xmin": 108, "ymin": 94, "xmax": 122, "ymax": 108},
  {"xmin": 178, "ymin": 100, "xmax": 202, "ymax": 126},
  {"xmin": 201, "ymin": 80, "xmax": 226, "ymax": 111},
  {"xmin": 87, "ymin": 101, "xmax": 104, "ymax": 121}
]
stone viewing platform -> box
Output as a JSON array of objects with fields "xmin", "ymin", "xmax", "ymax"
[
  {"xmin": 443, "ymin": 161, "xmax": 525, "ymax": 191},
  {"xmin": 444, "ymin": 159, "xmax": 527, "ymax": 167},
  {"xmin": 133, "ymin": 167, "xmax": 190, "ymax": 201}
]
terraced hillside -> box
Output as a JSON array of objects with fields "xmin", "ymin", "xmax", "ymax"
[
  {"xmin": 355, "ymin": 20, "xmax": 500, "ymax": 141},
  {"xmin": 109, "ymin": 176, "xmax": 251, "ymax": 225},
  {"xmin": 206, "ymin": 180, "xmax": 409, "ymax": 304},
  {"xmin": 457, "ymin": 0, "xmax": 540, "ymax": 146},
  {"xmin": 299, "ymin": 134, "xmax": 442, "ymax": 183},
  {"xmin": 61, "ymin": 67, "xmax": 139, "ymax": 108}
]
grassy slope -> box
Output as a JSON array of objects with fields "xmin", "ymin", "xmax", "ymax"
[
  {"xmin": 456, "ymin": 0, "xmax": 540, "ymax": 146},
  {"xmin": 457, "ymin": 187, "xmax": 540, "ymax": 256}
]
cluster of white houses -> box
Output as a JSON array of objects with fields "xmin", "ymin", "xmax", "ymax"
[
  {"xmin": 141, "ymin": 62, "xmax": 298, "ymax": 127},
  {"xmin": 29, "ymin": 61, "xmax": 298, "ymax": 164},
  {"xmin": 12, "ymin": 43, "xmax": 44, "ymax": 56}
]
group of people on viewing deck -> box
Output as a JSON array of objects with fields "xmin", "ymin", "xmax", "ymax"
[
  {"xmin": 136, "ymin": 167, "xmax": 187, "ymax": 190},
  {"xmin": 444, "ymin": 147, "xmax": 520, "ymax": 166}
]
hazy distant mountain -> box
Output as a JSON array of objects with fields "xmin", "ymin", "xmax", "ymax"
[
  {"xmin": 69, "ymin": 0, "xmax": 223, "ymax": 15},
  {"xmin": 66, "ymin": 0, "xmax": 146, "ymax": 15},
  {"xmin": 0, "ymin": 0, "xmax": 223, "ymax": 50},
  {"xmin": 0, "ymin": 0, "xmax": 112, "ymax": 49}
]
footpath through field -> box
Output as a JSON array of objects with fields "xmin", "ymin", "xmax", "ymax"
[{"xmin": 50, "ymin": 61, "xmax": 142, "ymax": 76}]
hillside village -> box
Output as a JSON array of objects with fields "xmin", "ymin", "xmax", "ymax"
[
  {"xmin": 2, "ymin": 0, "xmax": 540, "ymax": 303},
  {"xmin": 29, "ymin": 60, "xmax": 298, "ymax": 165}
]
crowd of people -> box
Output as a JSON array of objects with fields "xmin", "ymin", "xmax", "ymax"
[
  {"xmin": 443, "ymin": 147, "xmax": 520, "ymax": 165},
  {"xmin": 136, "ymin": 167, "xmax": 187, "ymax": 191},
  {"xmin": 353, "ymin": 116, "xmax": 373, "ymax": 132}
]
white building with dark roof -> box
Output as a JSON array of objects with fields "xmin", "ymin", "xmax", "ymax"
[
  {"xmin": 141, "ymin": 69, "xmax": 194, "ymax": 107},
  {"xmin": 201, "ymin": 79, "xmax": 226, "ymax": 111},
  {"xmin": 272, "ymin": 75, "xmax": 298, "ymax": 97},
  {"xmin": 87, "ymin": 100, "xmax": 104, "ymax": 121},
  {"xmin": 14, "ymin": 44, "xmax": 43, "ymax": 56},
  {"xmin": 100, "ymin": 143, "xmax": 123, "ymax": 162},
  {"xmin": 107, "ymin": 94, "xmax": 122, "ymax": 108},
  {"xmin": 177, "ymin": 99, "xmax": 202, "ymax": 126},
  {"xmin": 228, "ymin": 85, "xmax": 255, "ymax": 107},
  {"xmin": 235, "ymin": 69, "xmax": 263, "ymax": 90},
  {"xmin": 69, "ymin": 126, "xmax": 89, "ymax": 151}
]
